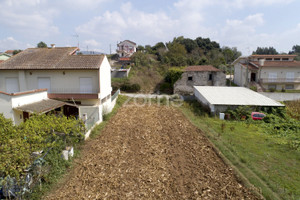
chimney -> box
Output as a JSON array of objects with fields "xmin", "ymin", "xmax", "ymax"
[
  {"xmin": 259, "ymin": 59, "xmax": 265, "ymax": 66},
  {"xmin": 51, "ymin": 44, "xmax": 56, "ymax": 48}
]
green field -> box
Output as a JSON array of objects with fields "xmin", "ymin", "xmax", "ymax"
[{"xmin": 179, "ymin": 101, "xmax": 300, "ymax": 200}]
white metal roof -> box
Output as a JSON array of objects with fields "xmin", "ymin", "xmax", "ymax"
[{"xmin": 194, "ymin": 86, "xmax": 284, "ymax": 107}]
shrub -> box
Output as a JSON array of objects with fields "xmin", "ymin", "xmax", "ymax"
[
  {"xmin": 120, "ymin": 83, "xmax": 141, "ymax": 93},
  {"xmin": 250, "ymin": 86, "xmax": 257, "ymax": 92},
  {"xmin": 269, "ymin": 88, "xmax": 276, "ymax": 92}
]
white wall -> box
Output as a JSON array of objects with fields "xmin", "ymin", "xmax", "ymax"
[
  {"xmin": 99, "ymin": 56, "xmax": 112, "ymax": 100},
  {"xmin": 11, "ymin": 91, "xmax": 47, "ymax": 108},
  {"xmin": 0, "ymin": 90, "xmax": 48, "ymax": 125},
  {"xmin": 0, "ymin": 93, "xmax": 13, "ymax": 120},
  {"xmin": 0, "ymin": 70, "xmax": 100, "ymax": 94}
]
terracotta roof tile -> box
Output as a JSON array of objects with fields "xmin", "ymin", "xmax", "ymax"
[
  {"xmin": 0, "ymin": 47, "xmax": 105, "ymax": 70},
  {"xmin": 251, "ymin": 61, "xmax": 300, "ymax": 67},
  {"xmin": 251, "ymin": 54, "xmax": 297, "ymax": 58},
  {"xmin": 185, "ymin": 65, "xmax": 221, "ymax": 72}
]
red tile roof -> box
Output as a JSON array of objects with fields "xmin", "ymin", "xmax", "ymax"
[
  {"xmin": 251, "ymin": 61, "xmax": 300, "ymax": 67},
  {"xmin": 185, "ymin": 65, "xmax": 221, "ymax": 72},
  {"xmin": 250, "ymin": 54, "xmax": 297, "ymax": 58},
  {"xmin": 119, "ymin": 57, "xmax": 131, "ymax": 61},
  {"xmin": 0, "ymin": 47, "xmax": 105, "ymax": 70}
]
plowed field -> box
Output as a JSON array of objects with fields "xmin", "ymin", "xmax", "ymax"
[{"xmin": 45, "ymin": 105, "xmax": 260, "ymax": 199}]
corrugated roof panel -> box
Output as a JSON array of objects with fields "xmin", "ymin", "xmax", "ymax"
[{"xmin": 194, "ymin": 86, "xmax": 284, "ymax": 107}]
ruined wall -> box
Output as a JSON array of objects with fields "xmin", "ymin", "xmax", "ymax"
[{"xmin": 174, "ymin": 71, "xmax": 226, "ymax": 95}]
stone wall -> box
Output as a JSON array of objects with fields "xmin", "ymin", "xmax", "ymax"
[{"xmin": 174, "ymin": 71, "xmax": 226, "ymax": 95}]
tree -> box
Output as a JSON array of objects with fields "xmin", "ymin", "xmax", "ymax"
[
  {"xmin": 37, "ymin": 41, "xmax": 47, "ymax": 48},
  {"xmin": 252, "ymin": 47, "xmax": 278, "ymax": 55},
  {"xmin": 222, "ymin": 46, "xmax": 241, "ymax": 64},
  {"xmin": 137, "ymin": 45, "xmax": 145, "ymax": 52},
  {"xmin": 13, "ymin": 50, "xmax": 22, "ymax": 55}
]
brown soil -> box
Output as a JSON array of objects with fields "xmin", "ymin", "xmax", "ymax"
[{"xmin": 44, "ymin": 105, "xmax": 260, "ymax": 200}]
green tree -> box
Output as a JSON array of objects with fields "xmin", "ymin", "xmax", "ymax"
[
  {"xmin": 252, "ymin": 47, "xmax": 278, "ymax": 55},
  {"xmin": 165, "ymin": 42, "xmax": 187, "ymax": 66},
  {"xmin": 37, "ymin": 41, "xmax": 47, "ymax": 48},
  {"xmin": 13, "ymin": 49, "xmax": 22, "ymax": 55}
]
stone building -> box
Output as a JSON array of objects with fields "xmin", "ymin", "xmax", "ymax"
[{"xmin": 174, "ymin": 65, "xmax": 226, "ymax": 95}]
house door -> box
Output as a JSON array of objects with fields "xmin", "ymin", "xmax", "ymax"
[
  {"xmin": 23, "ymin": 112, "xmax": 29, "ymax": 122},
  {"xmin": 251, "ymin": 73, "xmax": 256, "ymax": 82}
]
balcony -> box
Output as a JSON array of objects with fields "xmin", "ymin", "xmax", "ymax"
[
  {"xmin": 47, "ymin": 88, "xmax": 99, "ymax": 100},
  {"xmin": 260, "ymin": 78, "xmax": 300, "ymax": 83}
]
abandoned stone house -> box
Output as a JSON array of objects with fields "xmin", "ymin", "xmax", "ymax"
[{"xmin": 174, "ymin": 65, "xmax": 226, "ymax": 95}]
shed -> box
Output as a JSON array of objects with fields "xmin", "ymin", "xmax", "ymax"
[{"xmin": 194, "ymin": 86, "xmax": 284, "ymax": 114}]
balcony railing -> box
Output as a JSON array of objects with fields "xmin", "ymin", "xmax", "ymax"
[
  {"xmin": 47, "ymin": 88, "xmax": 99, "ymax": 94},
  {"xmin": 260, "ymin": 78, "xmax": 300, "ymax": 83}
]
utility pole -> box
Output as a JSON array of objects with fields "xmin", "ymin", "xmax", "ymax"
[{"xmin": 110, "ymin": 44, "xmax": 111, "ymax": 55}]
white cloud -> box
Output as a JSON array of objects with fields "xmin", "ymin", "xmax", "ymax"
[
  {"xmin": 222, "ymin": 0, "xmax": 295, "ymax": 8},
  {"xmin": 0, "ymin": 0, "xmax": 59, "ymax": 38},
  {"xmin": 0, "ymin": 37, "xmax": 23, "ymax": 51},
  {"xmin": 76, "ymin": 2, "xmax": 178, "ymax": 46}
]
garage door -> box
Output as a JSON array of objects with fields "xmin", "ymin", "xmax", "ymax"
[
  {"xmin": 38, "ymin": 77, "xmax": 51, "ymax": 92},
  {"xmin": 80, "ymin": 78, "xmax": 93, "ymax": 93},
  {"xmin": 6, "ymin": 78, "xmax": 20, "ymax": 93}
]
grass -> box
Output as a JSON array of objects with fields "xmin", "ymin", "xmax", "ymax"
[{"xmin": 178, "ymin": 101, "xmax": 300, "ymax": 200}]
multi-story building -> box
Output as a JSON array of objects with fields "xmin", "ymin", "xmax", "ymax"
[
  {"xmin": 233, "ymin": 55, "xmax": 300, "ymax": 90},
  {"xmin": 0, "ymin": 46, "xmax": 113, "ymax": 128}
]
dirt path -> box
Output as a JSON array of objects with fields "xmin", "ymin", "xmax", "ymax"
[{"xmin": 45, "ymin": 105, "xmax": 259, "ymax": 199}]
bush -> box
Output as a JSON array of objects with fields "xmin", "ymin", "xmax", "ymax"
[
  {"xmin": 250, "ymin": 86, "xmax": 257, "ymax": 92},
  {"xmin": 269, "ymin": 88, "xmax": 276, "ymax": 92},
  {"xmin": 120, "ymin": 83, "xmax": 141, "ymax": 93}
]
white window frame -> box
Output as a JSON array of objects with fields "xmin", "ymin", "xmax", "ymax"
[
  {"xmin": 268, "ymin": 72, "xmax": 277, "ymax": 82},
  {"xmin": 38, "ymin": 77, "xmax": 51, "ymax": 92},
  {"xmin": 6, "ymin": 77, "xmax": 20, "ymax": 93},
  {"xmin": 80, "ymin": 77, "xmax": 93, "ymax": 94},
  {"xmin": 286, "ymin": 72, "xmax": 294, "ymax": 82}
]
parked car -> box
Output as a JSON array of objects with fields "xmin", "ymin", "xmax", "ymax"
[{"xmin": 251, "ymin": 112, "xmax": 266, "ymax": 120}]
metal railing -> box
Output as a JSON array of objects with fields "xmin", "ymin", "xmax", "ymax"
[
  {"xmin": 47, "ymin": 88, "xmax": 98, "ymax": 94},
  {"xmin": 111, "ymin": 89, "xmax": 120, "ymax": 102}
]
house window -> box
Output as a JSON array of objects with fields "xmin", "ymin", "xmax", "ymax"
[
  {"xmin": 38, "ymin": 77, "xmax": 51, "ymax": 92},
  {"xmin": 80, "ymin": 78, "xmax": 93, "ymax": 94},
  {"xmin": 285, "ymin": 84, "xmax": 294, "ymax": 90},
  {"xmin": 266, "ymin": 58, "xmax": 272, "ymax": 61},
  {"xmin": 208, "ymin": 74, "xmax": 213, "ymax": 81},
  {"xmin": 188, "ymin": 76, "xmax": 193, "ymax": 81},
  {"xmin": 282, "ymin": 58, "xmax": 289, "ymax": 61},
  {"xmin": 286, "ymin": 72, "xmax": 294, "ymax": 82},
  {"xmin": 6, "ymin": 78, "xmax": 20, "ymax": 93},
  {"xmin": 274, "ymin": 58, "xmax": 280, "ymax": 61},
  {"xmin": 268, "ymin": 72, "xmax": 277, "ymax": 82}
]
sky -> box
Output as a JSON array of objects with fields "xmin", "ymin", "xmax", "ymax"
[{"xmin": 0, "ymin": 0, "xmax": 300, "ymax": 55}]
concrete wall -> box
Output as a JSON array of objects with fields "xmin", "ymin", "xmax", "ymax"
[
  {"xmin": 100, "ymin": 56, "xmax": 112, "ymax": 100},
  {"xmin": 174, "ymin": 71, "xmax": 226, "ymax": 95},
  {"xmin": 0, "ymin": 90, "xmax": 48, "ymax": 124},
  {"xmin": 0, "ymin": 70, "xmax": 100, "ymax": 94},
  {"xmin": 260, "ymin": 66, "xmax": 300, "ymax": 90},
  {"xmin": 0, "ymin": 93, "xmax": 13, "ymax": 120}
]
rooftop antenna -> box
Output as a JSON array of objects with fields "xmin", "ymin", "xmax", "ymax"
[{"xmin": 72, "ymin": 33, "xmax": 79, "ymax": 48}]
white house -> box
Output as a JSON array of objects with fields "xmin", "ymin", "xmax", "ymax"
[
  {"xmin": 116, "ymin": 40, "xmax": 137, "ymax": 58},
  {"xmin": 0, "ymin": 89, "xmax": 78, "ymax": 125},
  {"xmin": 233, "ymin": 55, "xmax": 300, "ymax": 90},
  {"xmin": 0, "ymin": 46, "xmax": 113, "ymax": 128}
]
